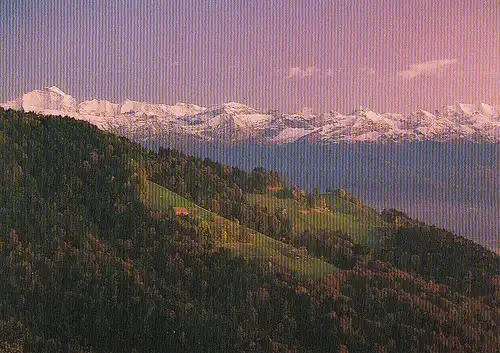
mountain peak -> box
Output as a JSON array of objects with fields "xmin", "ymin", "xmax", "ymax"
[
  {"xmin": 350, "ymin": 106, "xmax": 378, "ymax": 115},
  {"xmin": 299, "ymin": 107, "xmax": 314, "ymax": 117},
  {"xmin": 224, "ymin": 101, "xmax": 248, "ymax": 107},
  {"xmin": 222, "ymin": 101, "xmax": 253, "ymax": 109},
  {"xmin": 46, "ymin": 86, "xmax": 67, "ymax": 96},
  {"xmin": 215, "ymin": 102, "xmax": 258, "ymax": 115},
  {"xmin": 18, "ymin": 86, "xmax": 76, "ymax": 113}
]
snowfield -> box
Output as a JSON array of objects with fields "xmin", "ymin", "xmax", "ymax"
[{"xmin": 2, "ymin": 86, "xmax": 500, "ymax": 143}]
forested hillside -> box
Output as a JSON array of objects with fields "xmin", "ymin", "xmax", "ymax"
[{"xmin": 1, "ymin": 108, "xmax": 499, "ymax": 353}]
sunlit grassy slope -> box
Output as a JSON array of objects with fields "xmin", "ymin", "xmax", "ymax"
[
  {"xmin": 246, "ymin": 192, "xmax": 387, "ymax": 247},
  {"xmin": 322, "ymin": 192, "xmax": 384, "ymax": 225},
  {"xmin": 140, "ymin": 181, "xmax": 339, "ymax": 279},
  {"xmin": 141, "ymin": 180, "xmax": 215, "ymax": 219}
]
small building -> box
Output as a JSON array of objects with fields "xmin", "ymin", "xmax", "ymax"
[
  {"xmin": 172, "ymin": 207, "xmax": 189, "ymax": 217},
  {"xmin": 267, "ymin": 185, "xmax": 282, "ymax": 191}
]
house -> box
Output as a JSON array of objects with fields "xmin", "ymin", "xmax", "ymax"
[
  {"xmin": 172, "ymin": 207, "xmax": 189, "ymax": 217},
  {"xmin": 267, "ymin": 185, "xmax": 282, "ymax": 191}
]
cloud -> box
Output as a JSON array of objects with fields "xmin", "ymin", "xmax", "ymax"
[
  {"xmin": 286, "ymin": 66, "xmax": 341, "ymax": 79},
  {"xmin": 398, "ymin": 58, "xmax": 458, "ymax": 79},
  {"xmin": 324, "ymin": 68, "xmax": 342, "ymax": 77},
  {"xmin": 360, "ymin": 67, "xmax": 376, "ymax": 77},
  {"xmin": 286, "ymin": 66, "xmax": 320, "ymax": 79}
]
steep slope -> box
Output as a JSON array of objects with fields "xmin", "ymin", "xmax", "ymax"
[
  {"xmin": 1, "ymin": 109, "xmax": 500, "ymax": 353},
  {"xmin": 245, "ymin": 192, "xmax": 385, "ymax": 247},
  {"xmin": 141, "ymin": 181, "xmax": 339, "ymax": 279},
  {"xmin": 1, "ymin": 108, "xmax": 329, "ymax": 351},
  {"xmin": 323, "ymin": 189, "xmax": 385, "ymax": 222}
]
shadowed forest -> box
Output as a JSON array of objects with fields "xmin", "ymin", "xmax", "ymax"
[{"xmin": 1, "ymin": 108, "xmax": 500, "ymax": 352}]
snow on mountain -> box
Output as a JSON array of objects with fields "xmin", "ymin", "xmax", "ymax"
[
  {"xmin": 47, "ymin": 86, "xmax": 66, "ymax": 96},
  {"xmin": 271, "ymin": 127, "xmax": 319, "ymax": 143},
  {"xmin": 120, "ymin": 99, "xmax": 170, "ymax": 117},
  {"xmin": 1, "ymin": 87, "xmax": 500, "ymax": 143},
  {"xmin": 312, "ymin": 111, "xmax": 343, "ymax": 127},
  {"xmin": 304, "ymin": 108, "xmax": 410, "ymax": 142},
  {"xmin": 403, "ymin": 110, "xmax": 454, "ymax": 139},
  {"xmin": 78, "ymin": 99, "xmax": 121, "ymax": 117},
  {"xmin": 180, "ymin": 103, "xmax": 274, "ymax": 142},
  {"xmin": 443, "ymin": 103, "xmax": 497, "ymax": 118},
  {"xmin": 298, "ymin": 107, "xmax": 315, "ymax": 119},
  {"xmin": 20, "ymin": 86, "xmax": 77, "ymax": 113},
  {"xmin": 272, "ymin": 114, "xmax": 315, "ymax": 130},
  {"xmin": 168, "ymin": 102, "xmax": 207, "ymax": 117},
  {"xmin": 120, "ymin": 99, "xmax": 206, "ymax": 117},
  {"xmin": 0, "ymin": 98, "xmax": 22, "ymax": 110},
  {"xmin": 479, "ymin": 103, "xmax": 497, "ymax": 117}
]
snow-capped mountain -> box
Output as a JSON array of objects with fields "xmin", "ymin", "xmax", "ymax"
[
  {"xmin": 120, "ymin": 99, "xmax": 206, "ymax": 118},
  {"xmin": 3, "ymin": 86, "xmax": 78, "ymax": 113},
  {"xmin": 179, "ymin": 102, "xmax": 274, "ymax": 142},
  {"xmin": 78, "ymin": 99, "xmax": 121, "ymax": 117},
  {"xmin": 2, "ymin": 86, "xmax": 500, "ymax": 143}
]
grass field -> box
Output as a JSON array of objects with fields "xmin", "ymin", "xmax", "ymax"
[
  {"xmin": 226, "ymin": 231, "xmax": 339, "ymax": 279},
  {"xmin": 246, "ymin": 192, "xmax": 387, "ymax": 247},
  {"xmin": 141, "ymin": 180, "xmax": 215, "ymax": 219},
  {"xmin": 140, "ymin": 181, "xmax": 339, "ymax": 279},
  {"xmin": 322, "ymin": 192, "xmax": 385, "ymax": 224}
]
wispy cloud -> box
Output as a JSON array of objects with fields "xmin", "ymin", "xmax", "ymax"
[
  {"xmin": 360, "ymin": 67, "xmax": 376, "ymax": 77},
  {"xmin": 398, "ymin": 59, "xmax": 458, "ymax": 79},
  {"xmin": 286, "ymin": 66, "xmax": 340, "ymax": 79},
  {"xmin": 286, "ymin": 66, "xmax": 320, "ymax": 79},
  {"xmin": 324, "ymin": 68, "xmax": 342, "ymax": 77}
]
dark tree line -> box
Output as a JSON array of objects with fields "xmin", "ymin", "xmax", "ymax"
[{"xmin": 376, "ymin": 225, "xmax": 500, "ymax": 296}]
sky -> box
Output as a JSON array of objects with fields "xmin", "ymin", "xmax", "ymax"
[{"xmin": 1, "ymin": 0, "xmax": 499, "ymax": 114}]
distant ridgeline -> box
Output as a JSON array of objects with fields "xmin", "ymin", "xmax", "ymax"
[
  {"xmin": 3, "ymin": 86, "xmax": 500, "ymax": 143},
  {"xmin": 1, "ymin": 108, "xmax": 500, "ymax": 353}
]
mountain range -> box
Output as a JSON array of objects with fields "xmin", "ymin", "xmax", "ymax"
[{"xmin": 2, "ymin": 86, "xmax": 500, "ymax": 143}]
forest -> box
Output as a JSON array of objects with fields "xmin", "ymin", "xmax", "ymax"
[{"xmin": 1, "ymin": 108, "xmax": 499, "ymax": 352}]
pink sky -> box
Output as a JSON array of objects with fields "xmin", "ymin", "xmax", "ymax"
[{"xmin": 1, "ymin": 0, "xmax": 499, "ymax": 114}]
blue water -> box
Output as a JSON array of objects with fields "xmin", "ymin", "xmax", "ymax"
[{"xmin": 149, "ymin": 138, "xmax": 499, "ymax": 251}]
